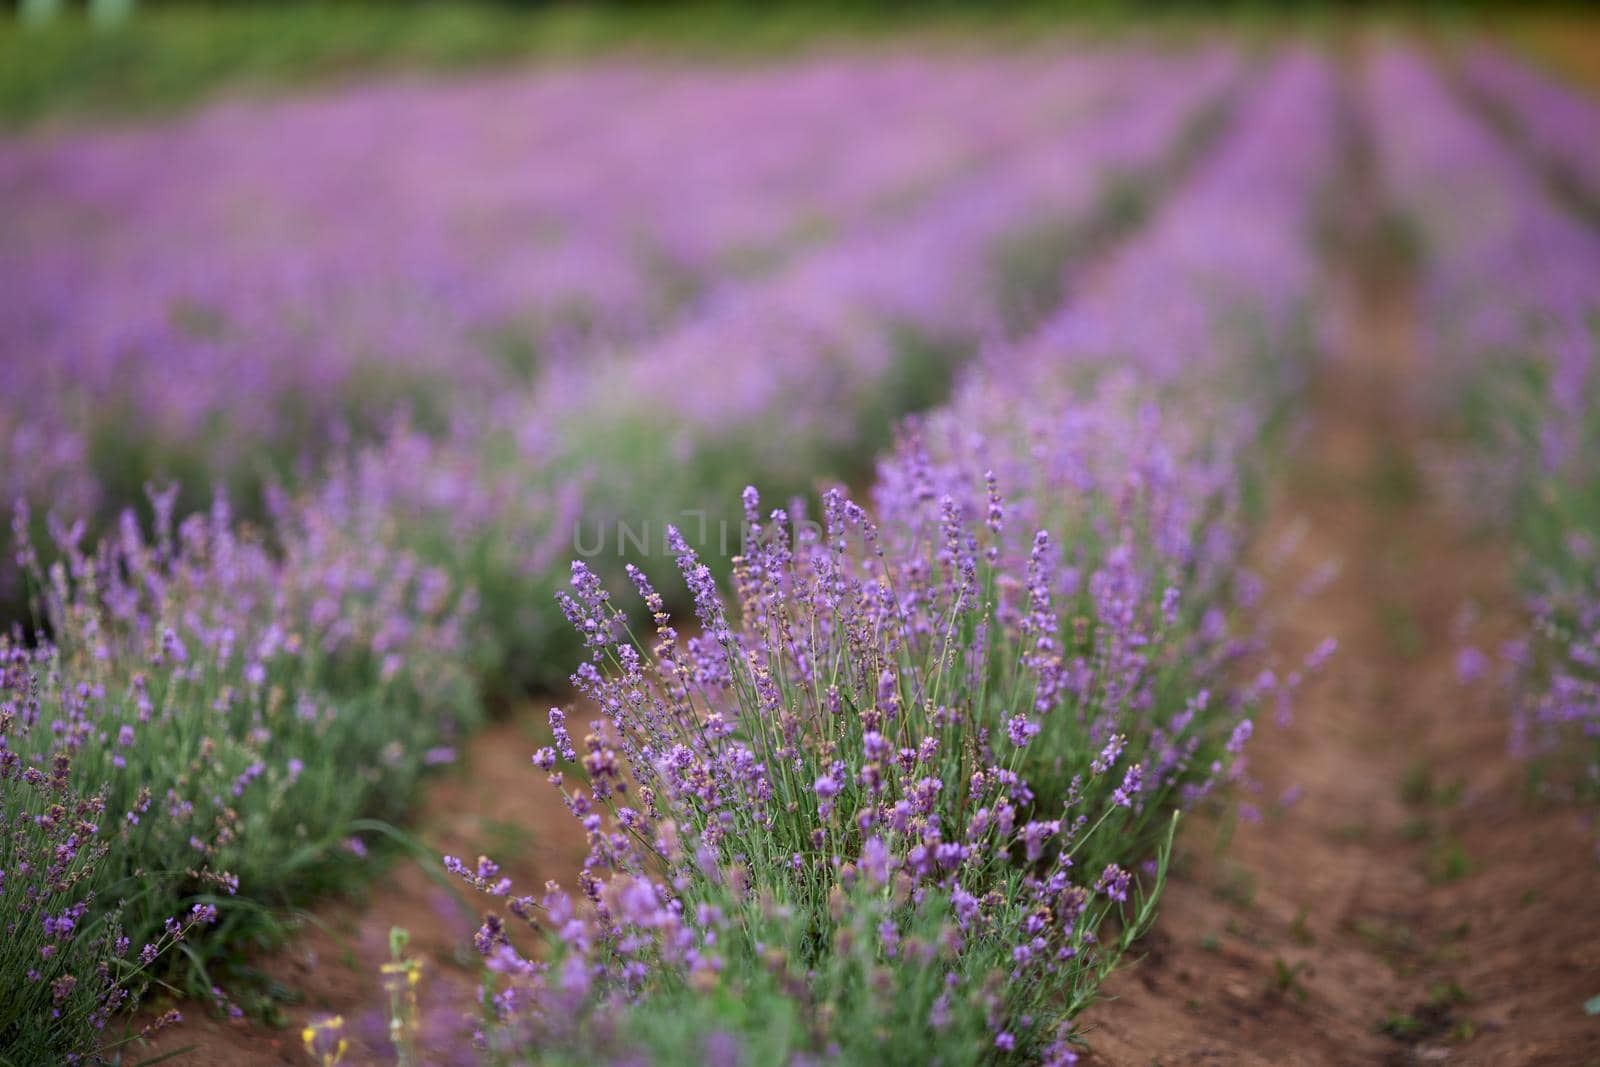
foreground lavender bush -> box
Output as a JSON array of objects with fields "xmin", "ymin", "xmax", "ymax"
[
  {"xmin": 460, "ymin": 505, "xmax": 1179, "ymax": 1064},
  {"xmin": 447, "ymin": 54, "xmax": 1335, "ymax": 1063},
  {"xmin": 0, "ymin": 641, "xmax": 218, "ymax": 1060},
  {"xmin": 3, "ymin": 485, "xmax": 479, "ymax": 1051},
  {"xmin": 1369, "ymin": 49, "xmax": 1600, "ymax": 810}
]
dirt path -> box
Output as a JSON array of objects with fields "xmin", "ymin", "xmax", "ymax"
[
  {"xmin": 136, "ymin": 708, "xmax": 591, "ymax": 1065},
  {"xmin": 1077, "ymin": 95, "xmax": 1600, "ymax": 1067}
]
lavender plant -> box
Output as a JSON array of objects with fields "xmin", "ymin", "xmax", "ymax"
[
  {"xmin": 456, "ymin": 504, "xmax": 1178, "ymax": 1064},
  {"xmin": 6, "ymin": 482, "xmax": 480, "ymax": 1010},
  {"xmin": 0, "ymin": 636, "xmax": 222, "ymax": 1061}
]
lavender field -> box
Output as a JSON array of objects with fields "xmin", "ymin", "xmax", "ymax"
[{"xmin": 3, "ymin": 15, "xmax": 1600, "ymax": 1067}]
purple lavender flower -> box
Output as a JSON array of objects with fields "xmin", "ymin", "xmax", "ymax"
[{"xmin": 1007, "ymin": 716, "xmax": 1042, "ymax": 748}]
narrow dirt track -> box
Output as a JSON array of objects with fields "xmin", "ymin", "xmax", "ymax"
[
  {"xmin": 137, "ymin": 709, "xmax": 590, "ymax": 1065},
  {"xmin": 1078, "ymin": 88, "xmax": 1600, "ymax": 1067}
]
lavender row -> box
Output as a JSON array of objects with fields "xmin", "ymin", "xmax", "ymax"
[
  {"xmin": 447, "ymin": 53, "xmax": 1337, "ymax": 1065},
  {"xmin": 1367, "ymin": 50, "xmax": 1600, "ymax": 817},
  {"xmin": 0, "ymin": 54, "xmax": 1106, "ymax": 533},
  {"xmin": 1367, "ymin": 47, "xmax": 1600, "ymax": 474},
  {"xmin": 1462, "ymin": 46, "xmax": 1600, "ymax": 208}
]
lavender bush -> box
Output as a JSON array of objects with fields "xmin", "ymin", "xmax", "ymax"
[
  {"xmin": 458, "ymin": 507, "xmax": 1180, "ymax": 1064},
  {"xmin": 0, "ymin": 636, "xmax": 221, "ymax": 1060},
  {"xmin": 4, "ymin": 479, "xmax": 479, "ymax": 1047}
]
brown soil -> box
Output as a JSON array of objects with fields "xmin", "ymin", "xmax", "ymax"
[{"xmin": 134, "ymin": 708, "xmax": 591, "ymax": 1066}]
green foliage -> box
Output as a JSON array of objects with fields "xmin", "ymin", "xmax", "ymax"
[
  {"xmin": 478, "ymin": 818, "xmax": 1179, "ymax": 1065},
  {"xmin": 0, "ymin": 1, "xmax": 1337, "ymax": 131},
  {"xmin": 1376, "ymin": 1011, "xmax": 1426, "ymax": 1038},
  {"xmin": 1270, "ymin": 957, "xmax": 1310, "ymax": 1001}
]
